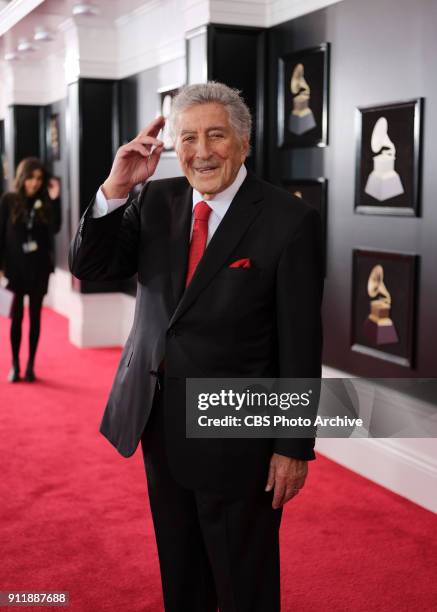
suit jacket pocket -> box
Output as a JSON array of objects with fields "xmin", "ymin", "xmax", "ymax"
[{"xmin": 215, "ymin": 267, "xmax": 261, "ymax": 280}]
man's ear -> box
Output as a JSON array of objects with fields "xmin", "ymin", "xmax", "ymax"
[{"xmin": 241, "ymin": 136, "xmax": 250, "ymax": 160}]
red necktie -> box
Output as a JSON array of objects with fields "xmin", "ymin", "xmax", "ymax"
[{"xmin": 185, "ymin": 200, "xmax": 212, "ymax": 287}]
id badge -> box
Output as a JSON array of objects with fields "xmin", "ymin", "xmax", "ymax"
[{"xmin": 22, "ymin": 241, "xmax": 38, "ymax": 253}]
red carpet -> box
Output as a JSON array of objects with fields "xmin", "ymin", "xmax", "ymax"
[{"xmin": 0, "ymin": 307, "xmax": 436, "ymax": 611}]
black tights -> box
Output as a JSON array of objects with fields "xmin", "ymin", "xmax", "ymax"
[{"xmin": 10, "ymin": 291, "xmax": 45, "ymax": 369}]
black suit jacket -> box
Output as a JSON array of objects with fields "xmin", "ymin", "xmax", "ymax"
[{"xmin": 69, "ymin": 171, "xmax": 324, "ymax": 495}]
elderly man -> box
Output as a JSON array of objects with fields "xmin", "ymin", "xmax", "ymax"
[{"xmin": 69, "ymin": 82, "xmax": 323, "ymax": 612}]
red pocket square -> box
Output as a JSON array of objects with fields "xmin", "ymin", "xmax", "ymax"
[{"xmin": 229, "ymin": 258, "xmax": 251, "ymax": 268}]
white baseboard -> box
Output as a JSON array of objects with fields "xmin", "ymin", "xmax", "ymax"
[
  {"xmin": 45, "ymin": 268, "xmax": 135, "ymax": 347},
  {"xmin": 319, "ymin": 366, "xmax": 437, "ymax": 514}
]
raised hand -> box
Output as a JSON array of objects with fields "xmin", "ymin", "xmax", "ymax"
[
  {"xmin": 47, "ymin": 177, "xmax": 61, "ymax": 200},
  {"xmin": 102, "ymin": 116, "xmax": 165, "ymax": 198}
]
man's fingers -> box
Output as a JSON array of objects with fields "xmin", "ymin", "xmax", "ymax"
[
  {"xmin": 295, "ymin": 476, "xmax": 307, "ymax": 490},
  {"xmin": 133, "ymin": 135, "xmax": 164, "ymax": 150},
  {"xmin": 119, "ymin": 142, "xmax": 145, "ymax": 157},
  {"xmin": 282, "ymin": 477, "xmax": 307, "ymax": 506},
  {"xmin": 120, "ymin": 142, "xmax": 150, "ymax": 158},
  {"xmin": 136, "ymin": 116, "xmax": 165, "ymax": 140},
  {"xmin": 292, "ymin": 475, "xmax": 307, "ymax": 492},
  {"xmin": 272, "ymin": 476, "xmax": 286, "ymax": 509},
  {"xmin": 265, "ymin": 455, "xmax": 309, "ymax": 509},
  {"xmin": 265, "ymin": 461, "xmax": 276, "ymax": 492},
  {"xmin": 283, "ymin": 486, "xmax": 300, "ymax": 505}
]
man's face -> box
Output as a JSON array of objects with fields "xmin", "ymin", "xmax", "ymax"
[{"xmin": 174, "ymin": 103, "xmax": 249, "ymax": 198}]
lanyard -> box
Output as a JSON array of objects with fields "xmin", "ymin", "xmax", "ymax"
[{"xmin": 26, "ymin": 206, "xmax": 36, "ymax": 241}]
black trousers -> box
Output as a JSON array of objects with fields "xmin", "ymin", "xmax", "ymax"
[
  {"xmin": 10, "ymin": 290, "xmax": 45, "ymax": 367},
  {"xmin": 141, "ymin": 381, "xmax": 283, "ymax": 612}
]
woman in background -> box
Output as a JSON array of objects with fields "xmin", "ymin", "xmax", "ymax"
[{"xmin": 0, "ymin": 157, "xmax": 61, "ymax": 382}]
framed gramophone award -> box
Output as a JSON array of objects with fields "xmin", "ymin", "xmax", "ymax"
[
  {"xmin": 351, "ymin": 249, "xmax": 418, "ymax": 368},
  {"xmin": 355, "ymin": 98, "xmax": 423, "ymax": 216},
  {"xmin": 47, "ymin": 113, "xmax": 61, "ymax": 161},
  {"xmin": 277, "ymin": 43, "xmax": 330, "ymax": 148},
  {"xmin": 157, "ymin": 85, "xmax": 181, "ymax": 155},
  {"xmin": 282, "ymin": 178, "xmax": 328, "ymax": 276}
]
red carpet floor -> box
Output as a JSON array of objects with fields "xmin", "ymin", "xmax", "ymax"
[{"xmin": 0, "ymin": 307, "xmax": 436, "ymax": 612}]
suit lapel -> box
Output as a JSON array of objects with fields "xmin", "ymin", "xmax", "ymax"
[
  {"xmin": 169, "ymin": 184, "xmax": 193, "ymax": 309},
  {"xmin": 168, "ymin": 172, "xmax": 264, "ymax": 328}
]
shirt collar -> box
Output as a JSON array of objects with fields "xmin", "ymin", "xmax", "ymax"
[{"xmin": 192, "ymin": 164, "xmax": 247, "ymax": 219}]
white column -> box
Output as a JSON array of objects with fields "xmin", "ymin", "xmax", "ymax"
[{"xmin": 59, "ymin": 16, "xmax": 119, "ymax": 83}]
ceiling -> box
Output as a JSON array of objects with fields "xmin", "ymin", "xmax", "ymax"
[{"xmin": 0, "ymin": 0, "xmax": 153, "ymax": 61}]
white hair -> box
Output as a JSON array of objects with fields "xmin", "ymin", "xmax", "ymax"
[{"xmin": 168, "ymin": 81, "xmax": 252, "ymax": 145}]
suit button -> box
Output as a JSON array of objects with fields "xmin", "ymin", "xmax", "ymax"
[{"xmin": 168, "ymin": 326, "xmax": 180, "ymax": 337}]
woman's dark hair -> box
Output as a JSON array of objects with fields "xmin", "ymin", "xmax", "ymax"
[{"xmin": 11, "ymin": 157, "xmax": 51, "ymax": 224}]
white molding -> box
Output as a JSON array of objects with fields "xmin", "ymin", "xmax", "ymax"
[
  {"xmin": 77, "ymin": 58, "xmax": 119, "ymax": 80},
  {"xmin": 183, "ymin": 0, "xmax": 345, "ymax": 29},
  {"xmin": 316, "ymin": 437, "xmax": 437, "ymax": 514},
  {"xmin": 116, "ymin": 0, "xmax": 186, "ymax": 79},
  {"xmin": 268, "ymin": 0, "xmax": 344, "ymax": 26},
  {"xmin": 185, "ymin": 24, "xmax": 207, "ymax": 40},
  {"xmin": 46, "ymin": 268, "xmax": 135, "ymax": 347},
  {"xmin": 319, "ymin": 364, "xmax": 437, "ymax": 513},
  {"xmin": 1, "ymin": 0, "xmax": 348, "ymax": 99},
  {"xmin": 2, "ymin": 51, "xmax": 66, "ymax": 105},
  {"xmin": 0, "ymin": 0, "xmax": 45, "ymax": 37},
  {"xmin": 115, "ymin": 0, "xmax": 347, "ymax": 32},
  {"xmin": 45, "ymin": 268, "xmax": 74, "ymax": 319},
  {"xmin": 46, "ymin": 54, "xmax": 68, "ymax": 103},
  {"xmin": 115, "ymin": 0, "xmax": 162, "ymax": 27},
  {"xmin": 60, "ymin": 17, "xmax": 120, "ymax": 81},
  {"xmin": 0, "ymin": 64, "xmax": 6, "ymax": 118},
  {"xmin": 117, "ymin": 36, "xmax": 185, "ymax": 80},
  {"xmin": 210, "ymin": 0, "xmax": 267, "ymax": 27},
  {"xmin": 182, "ymin": 0, "xmax": 210, "ymax": 31}
]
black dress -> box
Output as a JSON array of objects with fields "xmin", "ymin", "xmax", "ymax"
[{"xmin": 0, "ymin": 192, "xmax": 61, "ymax": 295}]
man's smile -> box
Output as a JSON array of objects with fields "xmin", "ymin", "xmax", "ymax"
[{"xmin": 194, "ymin": 166, "xmax": 220, "ymax": 175}]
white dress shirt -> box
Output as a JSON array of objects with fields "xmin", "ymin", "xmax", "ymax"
[{"xmin": 93, "ymin": 164, "xmax": 247, "ymax": 246}]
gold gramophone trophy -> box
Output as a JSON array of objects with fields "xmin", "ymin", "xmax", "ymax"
[
  {"xmin": 364, "ymin": 117, "xmax": 404, "ymax": 201},
  {"xmin": 363, "ymin": 265, "xmax": 398, "ymax": 345},
  {"xmin": 289, "ymin": 63, "xmax": 316, "ymax": 135}
]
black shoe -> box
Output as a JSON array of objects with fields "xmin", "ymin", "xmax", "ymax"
[
  {"xmin": 24, "ymin": 367, "xmax": 36, "ymax": 382},
  {"xmin": 8, "ymin": 366, "xmax": 21, "ymax": 383}
]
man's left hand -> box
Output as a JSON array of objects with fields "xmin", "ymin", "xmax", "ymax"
[{"xmin": 265, "ymin": 453, "xmax": 308, "ymax": 509}]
